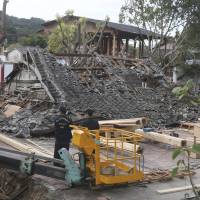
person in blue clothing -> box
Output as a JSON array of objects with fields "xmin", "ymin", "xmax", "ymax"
[
  {"xmin": 54, "ymin": 106, "xmax": 72, "ymax": 160},
  {"xmin": 81, "ymin": 109, "xmax": 100, "ymax": 130}
]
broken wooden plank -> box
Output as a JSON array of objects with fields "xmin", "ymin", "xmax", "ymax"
[
  {"xmin": 0, "ymin": 133, "xmax": 52, "ymax": 157},
  {"xmin": 26, "ymin": 139, "xmax": 53, "ymax": 156},
  {"xmin": 3, "ymin": 104, "xmax": 21, "ymax": 118},
  {"xmin": 157, "ymin": 184, "xmax": 200, "ymax": 194},
  {"xmin": 135, "ymin": 129, "xmax": 187, "ymax": 147}
]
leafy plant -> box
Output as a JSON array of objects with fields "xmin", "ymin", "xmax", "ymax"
[
  {"xmin": 172, "ymin": 80, "xmax": 200, "ymax": 106},
  {"xmin": 172, "ymin": 144, "xmax": 200, "ymax": 198},
  {"xmin": 48, "ymin": 20, "xmax": 77, "ymax": 54},
  {"xmin": 19, "ymin": 34, "xmax": 47, "ymax": 48}
]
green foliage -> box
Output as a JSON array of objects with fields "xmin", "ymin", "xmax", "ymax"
[
  {"xmin": 172, "ymin": 148, "xmax": 182, "ymax": 160},
  {"xmin": 6, "ymin": 16, "xmax": 45, "ymax": 44},
  {"xmin": 19, "ymin": 34, "xmax": 47, "ymax": 48},
  {"xmin": 191, "ymin": 144, "xmax": 200, "ymax": 153},
  {"xmin": 171, "ymin": 167, "xmax": 178, "ymax": 176},
  {"xmin": 172, "ymin": 80, "xmax": 200, "ymax": 105},
  {"xmin": 172, "ymin": 144, "xmax": 200, "ymax": 176},
  {"xmin": 119, "ymin": 0, "xmax": 185, "ymax": 36},
  {"xmin": 48, "ymin": 22, "xmax": 77, "ymax": 54},
  {"xmin": 172, "ymin": 80, "xmax": 193, "ymax": 99},
  {"xmin": 48, "ymin": 13, "xmax": 109, "ymax": 54},
  {"xmin": 181, "ymin": 0, "xmax": 200, "ymax": 24},
  {"xmin": 172, "ymin": 144, "xmax": 200, "ymax": 197}
]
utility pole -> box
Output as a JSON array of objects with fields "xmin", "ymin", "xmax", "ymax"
[{"xmin": 0, "ymin": 0, "xmax": 9, "ymax": 50}]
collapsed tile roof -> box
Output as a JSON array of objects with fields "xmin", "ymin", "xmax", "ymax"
[{"xmin": 5, "ymin": 47, "xmax": 199, "ymax": 129}]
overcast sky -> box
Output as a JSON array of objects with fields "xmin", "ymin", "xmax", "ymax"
[{"xmin": 2, "ymin": 0, "xmax": 123, "ymax": 22}]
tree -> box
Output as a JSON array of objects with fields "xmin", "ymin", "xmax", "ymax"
[
  {"xmin": 19, "ymin": 34, "xmax": 47, "ymax": 48},
  {"xmin": 119, "ymin": 0, "xmax": 185, "ymax": 38},
  {"xmin": 47, "ymin": 13, "xmax": 109, "ymax": 55},
  {"xmin": 119, "ymin": 0, "xmax": 200, "ymax": 68},
  {"xmin": 48, "ymin": 21, "xmax": 77, "ymax": 54}
]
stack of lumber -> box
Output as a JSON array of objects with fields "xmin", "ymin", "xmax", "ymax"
[
  {"xmin": 135, "ymin": 129, "xmax": 187, "ymax": 147},
  {"xmin": 0, "ymin": 133, "xmax": 53, "ymax": 157},
  {"xmin": 99, "ymin": 117, "xmax": 147, "ymax": 131}
]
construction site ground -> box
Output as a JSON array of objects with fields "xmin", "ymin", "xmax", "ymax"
[{"xmin": 1, "ymin": 128, "xmax": 200, "ymax": 200}]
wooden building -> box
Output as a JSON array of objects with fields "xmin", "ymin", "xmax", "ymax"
[{"xmin": 40, "ymin": 16, "xmax": 160, "ymax": 58}]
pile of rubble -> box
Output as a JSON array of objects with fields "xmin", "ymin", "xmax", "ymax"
[{"xmin": 0, "ymin": 47, "xmax": 199, "ymax": 137}]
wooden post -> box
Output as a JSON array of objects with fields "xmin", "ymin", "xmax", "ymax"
[
  {"xmin": 133, "ymin": 40, "xmax": 137, "ymax": 58},
  {"xmin": 141, "ymin": 39, "xmax": 144, "ymax": 58},
  {"xmin": 164, "ymin": 37, "xmax": 167, "ymax": 54},
  {"xmin": 1, "ymin": 0, "xmax": 9, "ymax": 38},
  {"xmin": 117, "ymin": 37, "xmax": 121, "ymax": 56},
  {"xmin": 126, "ymin": 39, "xmax": 129, "ymax": 53},
  {"xmin": 148, "ymin": 38, "xmax": 152, "ymax": 52},
  {"xmin": 139, "ymin": 40, "xmax": 142, "ymax": 58},
  {"xmin": 112, "ymin": 34, "xmax": 116, "ymax": 56},
  {"xmin": 107, "ymin": 37, "xmax": 110, "ymax": 55}
]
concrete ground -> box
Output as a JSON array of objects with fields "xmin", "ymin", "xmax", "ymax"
[
  {"xmin": 29, "ymin": 167, "xmax": 200, "ymax": 200},
  {"xmin": 23, "ymin": 137, "xmax": 200, "ymax": 200},
  {"xmin": 2, "ymin": 135, "xmax": 200, "ymax": 200}
]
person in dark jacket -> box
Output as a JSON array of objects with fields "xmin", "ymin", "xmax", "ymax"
[
  {"xmin": 81, "ymin": 109, "xmax": 100, "ymax": 130},
  {"xmin": 54, "ymin": 106, "xmax": 72, "ymax": 160}
]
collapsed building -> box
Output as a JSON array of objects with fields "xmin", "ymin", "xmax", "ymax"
[{"xmin": 0, "ymin": 47, "xmax": 199, "ymax": 137}]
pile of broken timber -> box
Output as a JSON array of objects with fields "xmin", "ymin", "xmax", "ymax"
[
  {"xmin": 144, "ymin": 169, "xmax": 195, "ymax": 183},
  {"xmin": 99, "ymin": 117, "xmax": 147, "ymax": 131},
  {"xmin": 0, "ymin": 133, "xmax": 53, "ymax": 157}
]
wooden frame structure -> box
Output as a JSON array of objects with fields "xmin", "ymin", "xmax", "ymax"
[{"xmin": 40, "ymin": 15, "xmax": 160, "ymax": 59}]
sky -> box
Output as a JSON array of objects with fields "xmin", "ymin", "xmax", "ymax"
[{"xmin": 2, "ymin": 0, "xmax": 123, "ymax": 22}]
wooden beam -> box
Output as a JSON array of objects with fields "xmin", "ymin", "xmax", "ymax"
[
  {"xmin": 157, "ymin": 184, "xmax": 200, "ymax": 194},
  {"xmin": 126, "ymin": 39, "xmax": 129, "ymax": 53},
  {"xmin": 0, "ymin": 133, "xmax": 52, "ymax": 157},
  {"xmin": 112, "ymin": 34, "xmax": 116, "ymax": 56},
  {"xmin": 141, "ymin": 40, "xmax": 144, "ymax": 57},
  {"xmin": 99, "ymin": 117, "xmax": 147, "ymax": 126},
  {"xmin": 107, "ymin": 37, "xmax": 110, "ymax": 55},
  {"xmin": 135, "ymin": 129, "xmax": 187, "ymax": 147},
  {"xmin": 133, "ymin": 40, "xmax": 137, "ymax": 58},
  {"xmin": 148, "ymin": 38, "xmax": 152, "ymax": 52},
  {"xmin": 139, "ymin": 40, "xmax": 142, "ymax": 58},
  {"xmin": 117, "ymin": 38, "xmax": 121, "ymax": 55}
]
